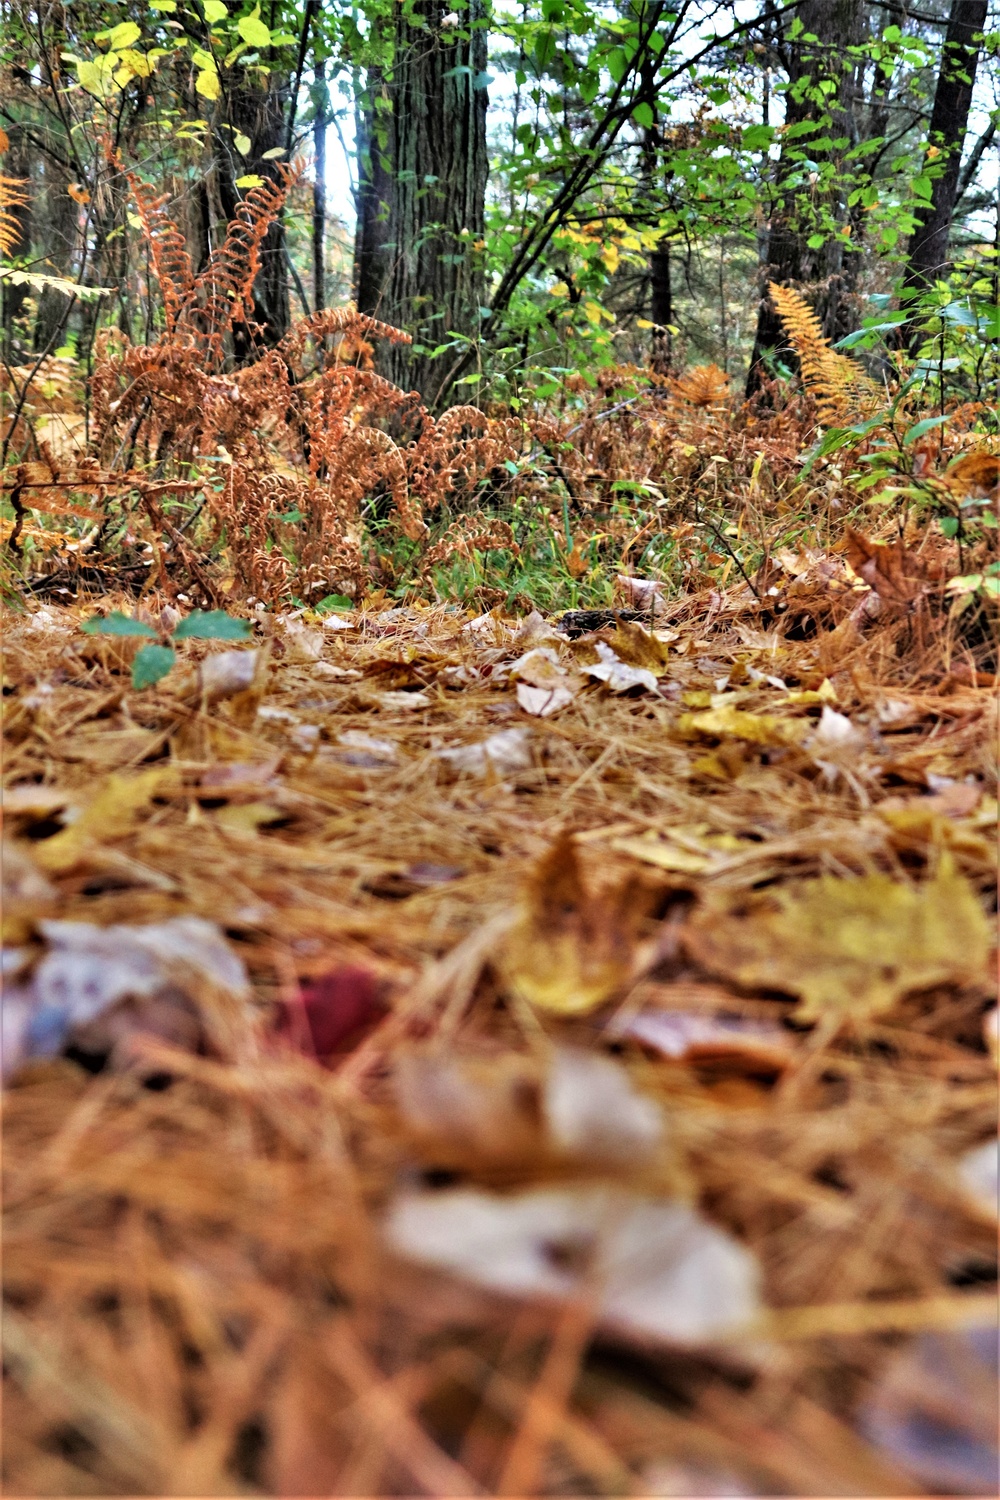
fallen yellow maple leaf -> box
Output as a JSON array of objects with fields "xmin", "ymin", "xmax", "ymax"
[
  {"xmin": 679, "ymin": 706, "xmax": 807, "ymax": 747},
  {"xmin": 498, "ymin": 836, "xmax": 657, "ymax": 1015},
  {"xmin": 684, "ymin": 864, "xmax": 991, "ymax": 1022},
  {"xmin": 33, "ymin": 770, "xmax": 171, "ymax": 873}
]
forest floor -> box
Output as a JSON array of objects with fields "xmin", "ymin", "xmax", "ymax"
[{"xmin": 1, "ymin": 553, "xmax": 998, "ymax": 1496}]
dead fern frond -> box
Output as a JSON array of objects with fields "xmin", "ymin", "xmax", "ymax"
[
  {"xmin": 666, "ymin": 363, "xmax": 731, "ymax": 407},
  {"xmin": 418, "ymin": 518, "xmax": 516, "ymax": 574},
  {"xmin": 0, "ymin": 173, "xmax": 28, "ymax": 256},
  {"xmin": 770, "ymin": 282, "xmax": 880, "ymax": 425},
  {"xmin": 185, "ymin": 164, "xmax": 302, "ymax": 359},
  {"xmin": 124, "ymin": 175, "xmax": 196, "ymax": 338}
]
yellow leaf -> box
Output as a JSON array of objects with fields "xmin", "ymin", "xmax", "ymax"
[
  {"xmin": 498, "ymin": 837, "xmax": 656, "ymax": 1015},
  {"xmin": 34, "ymin": 770, "xmax": 170, "ymax": 873},
  {"xmin": 196, "ymin": 67, "xmax": 220, "ymax": 100},
  {"xmin": 685, "ymin": 864, "xmax": 991, "ymax": 1022},
  {"xmin": 612, "ymin": 835, "xmax": 711, "ymax": 874},
  {"xmin": 601, "ymin": 243, "xmax": 620, "ymax": 274},
  {"xmin": 679, "ymin": 706, "xmax": 806, "ymax": 746},
  {"xmin": 583, "ymin": 300, "xmax": 603, "ymax": 326},
  {"xmin": 75, "ymin": 60, "xmax": 106, "ymax": 95},
  {"xmin": 606, "ymin": 619, "xmax": 669, "ymax": 675},
  {"xmin": 214, "ymin": 802, "xmax": 285, "ymax": 834},
  {"xmin": 117, "ymin": 47, "xmax": 155, "ymax": 78}
]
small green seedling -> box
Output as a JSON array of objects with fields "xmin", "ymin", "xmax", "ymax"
[{"xmin": 80, "ymin": 608, "xmax": 252, "ymax": 689}]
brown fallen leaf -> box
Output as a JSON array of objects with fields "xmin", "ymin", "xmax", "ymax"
[
  {"xmin": 684, "ymin": 863, "xmax": 991, "ymax": 1022},
  {"xmin": 497, "ymin": 836, "xmax": 657, "ymax": 1015},
  {"xmin": 945, "ymin": 450, "xmax": 1000, "ymax": 498},
  {"xmin": 845, "ymin": 528, "xmax": 928, "ymax": 610}
]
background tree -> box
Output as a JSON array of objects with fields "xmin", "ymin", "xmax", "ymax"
[
  {"xmin": 903, "ymin": 0, "xmax": 990, "ymax": 298},
  {"xmin": 355, "ymin": 0, "xmax": 490, "ymax": 404}
]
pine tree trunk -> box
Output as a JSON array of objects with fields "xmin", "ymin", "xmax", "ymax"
[
  {"xmin": 213, "ymin": 73, "xmax": 291, "ymax": 354},
  {"xmin": 904, "ymin": 0, "xmax": 988, "ymax": 296},
  {"xmin": 354, "ymin": 0, "xmax": 489, "ymax": 406},
  {"xmin": 649, "ymin": 248, "xmax": 673, "ymax": 373},
  {"xmin": 1, "ymin": 128, "xmax": 33, "ymax": 361},
  {"xmin": 313, "ymin": 62, "xmax": 329, "ymax": 314},
  {"xmin": 746, "ymin": 0, "xmax": 864, "ymax": 396}
]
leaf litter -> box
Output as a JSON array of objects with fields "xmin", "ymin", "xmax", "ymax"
[{"xmin": 1, "ymin": 579, "xmax": 997, "ymax": 1497}]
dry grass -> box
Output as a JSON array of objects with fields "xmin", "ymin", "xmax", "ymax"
[{"xmin": 1, "ymin": 565, "xmax": 997, "ymax": 1496}]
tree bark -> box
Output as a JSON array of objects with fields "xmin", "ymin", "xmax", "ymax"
[
  {"xmin": 213, "ymin": 72, "xmax": 291, "ymax": 353},
  {"xmin": 1, "ymin": 127, "xmax": 33, "ymax": 361},
  {"xmin": 903, "ymin": 0, "xmax": 989, "ymax": 295},
  {"xmin": 354, "ymin": 0, "xmax": 489, "ymax": 405},
  {"xmin": 649, "ymin": 248, "xmax": 673, "ymax": 373},
  {"xmin": 746, "ymin": 0, "xmax": 865, "ymax": 396},
  {"xmin": 312, "ymin": 61, "xmax": 329, "ymax": 313}
]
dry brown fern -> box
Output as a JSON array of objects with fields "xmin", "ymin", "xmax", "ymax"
[
  {"xmin": 666, "ymin": 363, "xmax": 731, "ymax": 408},
  {"xmin": 0, "ymin": 173, "xmax": 28, "ymax": 257},
  {"xmin": 769, "ymin": 282, "xmax": 879, "ymax": 425}
]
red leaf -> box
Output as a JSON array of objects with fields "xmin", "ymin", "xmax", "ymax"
[{"xmin": 278, "ymin": 966, "xmax": 385, "ymax": 1059}]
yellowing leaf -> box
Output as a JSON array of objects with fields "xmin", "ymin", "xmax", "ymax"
[
  {"xmin": 612, "ymin": 835, "xmax": 711, "ymax": 874},
  {"xmin": 237, "ymin": 5, "xmax": 271, "ymax": 46},
  {"xmin": 606, "ymin": 619, "xmax": 670, "ymax": 675},
  {"xmin": 233, "ymin": 131, "xmax": 252, "ymax": 155},
  {"xmin": 498, "ymin": 837, "xmax": 656, "ymax": 1015},
  {"xmin": 685, "ymin": 865, "xmax": 991, "ymax": 1022},
  {"xmin": 583, "ymin": 300, "xmax": 603, "ymax": 326},
  {"xmin": 204, "ymin": 0, "xmax": 229, "ymax": 20},
  {"xmin": 679, "ymin": 706, "xmax": 806, "ymax": 747},
  {"xmin": 75, "ymin": 60, "xmax": 107, "ymax": 95},
  {"xmin": 33, "ymin": 770, "xmax": 171, "ymax": 873},
  {"xmin": 116, "ymin": 47, "xmax": 155, "ymax": 77},
  {"xmin": 100, "ymin": 21, "xmax": 141, "ymax": 48},
  {"xmin": 195, "ymin": 67, "xmax": 221, "ymax": 100},
  {"xmin": 601, "ymin": 242, "xmax": 620, "ymax": 274},
  {"xmin": 235, "ymin": 174, "xmax": 264, "ymax": 188}
]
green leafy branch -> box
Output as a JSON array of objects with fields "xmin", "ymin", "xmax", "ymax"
[{"xmin": 80, "ymin": 608, "xmax": 251, "ymax": 689}]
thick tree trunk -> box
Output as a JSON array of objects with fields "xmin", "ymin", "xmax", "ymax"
[
  {"xmin": 34, "ymin": 154, "xmax": 79, "ymax": 352},
  {"xmin": 313, "ymin": 62, "xmax": 329, "ymax": 313},
  {"xmin": 649, "ymin": 247, "xmax": 673, "ymax": 373},
  {"xmin": 903, "ymin": 0, "xmax": 988, "ymax": 295},
  {"xmin": 746, "ymin": 0, "xmax": 865, "ymax": 396},
  {"xmin": 354, "ymin": 0, "xmax": 489, "ymax": 405},
  {"xmin": 1, "ymin": 128, "xmax": 33, "ymax": 361},
  {"xmin": 354, "ymin": 86, "xmax": 394, "ymax": 317},
  {"xmin": 213, "ymin": 73, "xmax": 291, "ymax": 353}
]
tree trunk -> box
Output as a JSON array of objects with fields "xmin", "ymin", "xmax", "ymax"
[
  {"xmin": 354, "ymin": 0, "xmax": 489, "ymax": 405},
  {"xmin": 746, "ymin": 0, "xmax": 865, "ymax": 396},
  {"xmin": 903, "ymin": 0, "xmax": 989, "ymax": 296},
  {"xmin": 1, "ymin": 127, "xmax": 33, "ymax": 361},
  {"xmin": 213, "ymin": 72, "xmax": 291, "ymax": 354},
  {"xmin": 34, "ymin": 153, "xmax": 79, "ymax": 352},
  {"xmin": 313, "ymin": 61, "xmax": 329, "ymax": 313},
  {"xmin": 649, "ymin": 248, "xmax": 673, "ymax": 373}
]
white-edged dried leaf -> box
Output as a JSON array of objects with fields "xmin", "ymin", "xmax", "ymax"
[
  {"xmin": 583, "ymin": 641, "xmax": 657, "ymax": 694},
  {"xmin": 385, "ymin": 1186, "xmax": 761, "ymax": 1344},
  {"xmin": 4, "ymin": 916, "xmax": 250, "ymax": 1079},
  {"xmin": 438, "ymin": 727, "xmax": 532, "ymax": 777},
  {"xmin": 958, "ymin": 1139, "xmax": 998, "ymax": 1218},
  {"xmin": 200, "ymin": 648, "xmax": 260, "ymax": 700},
  {"xmin": 543, "ymin": 1047, "xmax": 664, "ymax": 1163}
]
